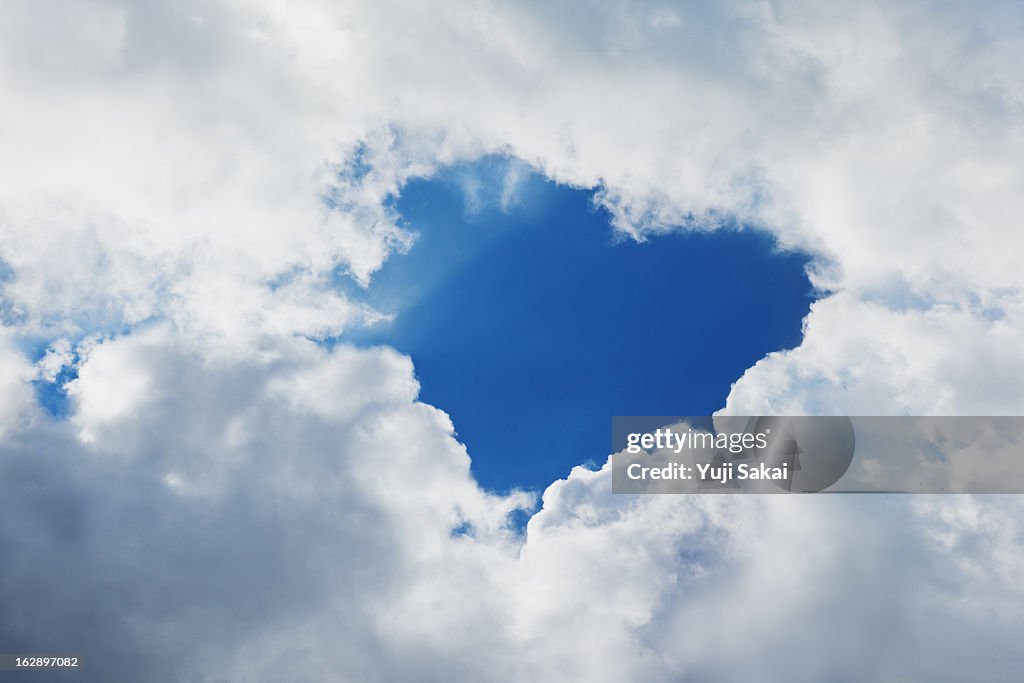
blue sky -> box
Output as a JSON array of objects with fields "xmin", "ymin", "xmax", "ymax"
[{"xmin": 349, "ymin": 158, "xmax": 815, "ymax": 491}]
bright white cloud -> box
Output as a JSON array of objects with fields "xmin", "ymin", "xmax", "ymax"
[
  {"xmin": 2, "ymin": 0, "xmax": 1022, "ymax": 404},
  {"xmin": 1, "ymin": 0, "xmax": 1023, "ymax": 680},
  {"xmin": 726, "ymin": 292, "xmax": 1024, "ymax": 416}
]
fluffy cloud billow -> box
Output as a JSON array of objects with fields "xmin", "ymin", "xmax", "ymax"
[
  {"xmin": 1, "ymin": 0, "xmax": 1023, "ymax": 680},
  {"xmin": 5, "ymin": 331, "xmax": 1022, "ymax": 681}
]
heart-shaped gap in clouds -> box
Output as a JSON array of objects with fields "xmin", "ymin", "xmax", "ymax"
[{"xmin": 345, "ymin": 157, "xmax": 816, "ymax": 493}]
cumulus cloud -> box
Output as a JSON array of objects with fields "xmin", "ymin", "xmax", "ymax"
[
  {"xmin": 4, "ymin": 333, "xmax": 1021, "ymax": 681},
  {"xmin": 1, "ymin": 0, "xmax": 1023, "ymax": 680},
  {"xmin": 0, "ymin": 332, "xmax": 35, "ymax": 438},
  {"xmin": 726, "ymin": 292, "xmax": 1024, "ymax": 415},
  {"xmin": 3, "ymin": 0, "xmax": 1022, "ymax": 403}
]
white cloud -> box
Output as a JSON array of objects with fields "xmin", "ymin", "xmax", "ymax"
[
  {"xmin": 0, "ymin": 331, "xmax": 36, "ymax": 437},
  {"xmin": 726, "ymin": 292, "xmax": 1024, "ymax": 416},
  {"xmin": 5, "ymin": 339, "xmax": 1022, "ymax": 680},
  {"xmin": 1, "ymin": 0, "xmax": 1023, "ymax": 680},
  {"xmin": 2, "ymin": 0, "xmax": 1022, "ymax": 403}
]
